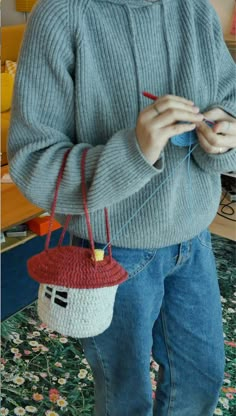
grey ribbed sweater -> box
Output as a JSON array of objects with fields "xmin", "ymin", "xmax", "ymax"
[{"xmin": 8, "ymin": 0, "xmax": 236, "ymax": 249}]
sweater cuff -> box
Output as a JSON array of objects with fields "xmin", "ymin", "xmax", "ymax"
[
  {"xmin": 193, "ymin": 145, "xmax": 236, "ymax": 174},
  {"xmin": 132, "ymin": 131, "xmax": 164, "ymax": 173}
]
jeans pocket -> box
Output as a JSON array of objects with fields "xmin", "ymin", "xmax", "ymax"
[
  {"xmin": 197, "ymin": 229, "xmax": 212, "ymax": 250},
  {"xmin": 110, "ymin": 246, "xmax": 157, "ymax": 280}
]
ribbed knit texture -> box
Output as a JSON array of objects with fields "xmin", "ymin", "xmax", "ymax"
[{"xmin": 8, "ymin": 0, "xmax": 236, "ymax": 249}]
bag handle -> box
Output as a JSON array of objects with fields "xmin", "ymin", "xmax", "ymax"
[
  {"xmin": 45, "ymin": 148, "xmax": 112, "ymax": 262},
  {"xmin": 81, "ymin": 148, "xmax": 112, "ymax": 263},
  {"xmin": 45, "ymin": 149, "xmax": 71, "ymax": 251}
]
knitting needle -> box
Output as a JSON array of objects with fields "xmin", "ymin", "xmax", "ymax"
[{"xmin": 142, "ymin": 91, "xmax": 215, "ymax": 126}]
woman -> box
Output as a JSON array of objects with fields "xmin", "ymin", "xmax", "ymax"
[{"xmin": 8, "ymin": 0, "xmax": 236, "ymax": 415}]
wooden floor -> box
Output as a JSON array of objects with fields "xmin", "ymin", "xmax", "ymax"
[{"xmin": 209, "ymin": 194, "xmax": 236, "ymax": 242}]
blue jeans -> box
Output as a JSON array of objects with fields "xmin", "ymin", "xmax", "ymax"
[{"xmin": 73, "ymin": 229, "xmax": 225, "ymax": 416}]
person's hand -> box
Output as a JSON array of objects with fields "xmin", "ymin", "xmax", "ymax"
[
  {"xmin": 135, "ymin": 95, "xmax": 204, "ymax": 165},
  {"xmin": 196, "ymin": 108, "xmax": 236, "ymax": 155}
]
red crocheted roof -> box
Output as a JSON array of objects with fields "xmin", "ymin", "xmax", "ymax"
[{"xmin": 27, "ymin": 246, "xmax": 128, "ymax": 289}]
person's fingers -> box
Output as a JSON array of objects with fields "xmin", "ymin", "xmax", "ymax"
[
  {"xmin": 212, "ymin": 120, "xmax": 236, "ymax": 136},
  {"xmin": 142, "ymin": 102, "xmax": 200, "ymax": 123},
  {"xmin": 156, "ymin": 94, "xmax": 194, "ymax": 105},
  {"xmin": 196, "ymin": 130, "xmax": 230, "ymax": 154},
  {"xmin": 142, "ymin": 94, "xmax": 197, "ymax": 119},
  {"xmin": 162, "ymin": 122, "xmax": 197, "ymax": 140},
  {"xmin": 153, "ymin": 96, "xmax": 199, "ymax": 117},
  {"xmin": 145, "ymin": 119, "xmax": 196, "ymax": 144},
  {"xmin": 154, "ymin": 102, "xmax": 200, "ymax": 116},
  {"xmin": 203, "ymin": 108, "xmax": 235, "ymax": 122},
  {"xmin": 136, "ymin": 95, "xmax": 200, "ymax": 165},
  {"xmin": 196, "ymin": 121, "xmax": 236, "ymax": 149},
  {"xmin": 154, "ymin": 110, "xmax": 204, "ymax": 129}
]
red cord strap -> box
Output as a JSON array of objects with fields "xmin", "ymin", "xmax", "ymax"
[
  {"xmin": 45, "ymin": 149, "xmax": 71, "ymax": 251},
  {"xmin": 45, "ymin": 148, "xmax": 112, "ymax": 261},
  {"xmin": 81, "ymin": 149, "xmax": 112, "ymax": 261},
  {"xmin": 81, "ymin": 149, "xmax": 96, "ymax": 261}
]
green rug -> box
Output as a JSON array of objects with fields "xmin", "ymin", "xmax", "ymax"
[{"xmin": 1, "ymin": 234, "xmax": 235, "ymax": 416}]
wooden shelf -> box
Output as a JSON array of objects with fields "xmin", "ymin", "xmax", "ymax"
[
  {"xmin": 224, "ymin": 33, "xmax": 236, "ymax": 47},
  {"xmin": 1, "ymin": 165, "xmax": 44, "ymax": 232},
  {"xmin": 224, "ymin": 33, "xmax": 236, "ymax": 60},
  {"xmin": 1, "ymin": 230, "xmax": 37, "ymax": 253}
]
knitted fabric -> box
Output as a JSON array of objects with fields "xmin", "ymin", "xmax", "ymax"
[
  {"xmin": 7, "ymin": 0, "xmax": 236, "ymax": 249},
  {"xmin": 171, "ymin": 121, "xmax": 214, "ymax": 147},
  {"xmin": 27, "ymin": 148, "xmax": 128, "ymax": 288},
  {"xmin": 28, "ymin": 148, "xmax": 128, "ymax": 338},
  {"xmin": 171, "ymin": 130, "xmax": 198, "ymax": 147},
  {"xmin": 38, "ymin": 284, "xmax": 118, "ymax": 338},
  {"xmin": 28, "ymin": 246, "xmax": 128, "ymax": 288}
]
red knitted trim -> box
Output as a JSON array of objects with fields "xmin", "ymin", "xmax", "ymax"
[{"xmin": 28, "ymin": 247, "xmax": 128, "ymax": 289}]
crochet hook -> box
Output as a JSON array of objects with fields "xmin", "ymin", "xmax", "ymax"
[{"xmin": 142, "ymin": 91, "xmax": 215, "ymax": 126}]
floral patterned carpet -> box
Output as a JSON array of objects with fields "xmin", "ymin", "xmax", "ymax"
[{"xmin": 1, "ymin": 234, "xmax": 235, "ymax": 416}]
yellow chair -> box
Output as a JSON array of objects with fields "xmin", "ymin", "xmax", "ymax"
[{"xmin": 1, "ymin": 24, "xmax": 26, "ymax": 166}]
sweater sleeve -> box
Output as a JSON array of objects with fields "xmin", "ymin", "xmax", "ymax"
[
  {"xmin": 7, "ymin": 0, "xmax": 163, "ymax": 216},
  {"xmin": 192, "ymin": 4, "xmax": 236, "ymax": 174}
]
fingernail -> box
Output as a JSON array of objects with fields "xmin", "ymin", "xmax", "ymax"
[
  {"xmin": 192, "ymin": 106, "xmax": 200, "ymax": 113},
  {"xmin": 188, "ymin": 124, "xmax": 196, "ymax": 130}
]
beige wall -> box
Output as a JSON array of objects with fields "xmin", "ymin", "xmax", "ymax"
[
  {"xmin": 1, "ymin": 0, "xmax": 26, "ymax": 26},
  {"xmin": 1, "ymin": 0, "xmax": 235, "ymax": 32},
  {"xmin": 210, "ymin": 0, "xmax": 235, "ymax": 34}
]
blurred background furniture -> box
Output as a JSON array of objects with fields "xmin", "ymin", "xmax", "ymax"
[{"xmin": 1, "ymin": 24, "xmax": 26, "ymax": 166}]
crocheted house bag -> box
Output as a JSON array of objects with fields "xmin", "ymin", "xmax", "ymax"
[{"xmin": 27, "ymin": 148, "xmax": 128, "ymax": 338}]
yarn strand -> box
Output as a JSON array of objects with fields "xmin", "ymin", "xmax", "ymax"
[
  {"xmin": 103, "ymin": 144, "xmax": 199, "ymax": 250},
  {"xmin": 45, "ymin": 145, "xmax": 198, "ymax": 255}
]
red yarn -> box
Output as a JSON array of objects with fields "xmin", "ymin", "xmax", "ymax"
[{"xmin": 28, "ymin": 246, "xmax": 127, "ymax": 289}]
